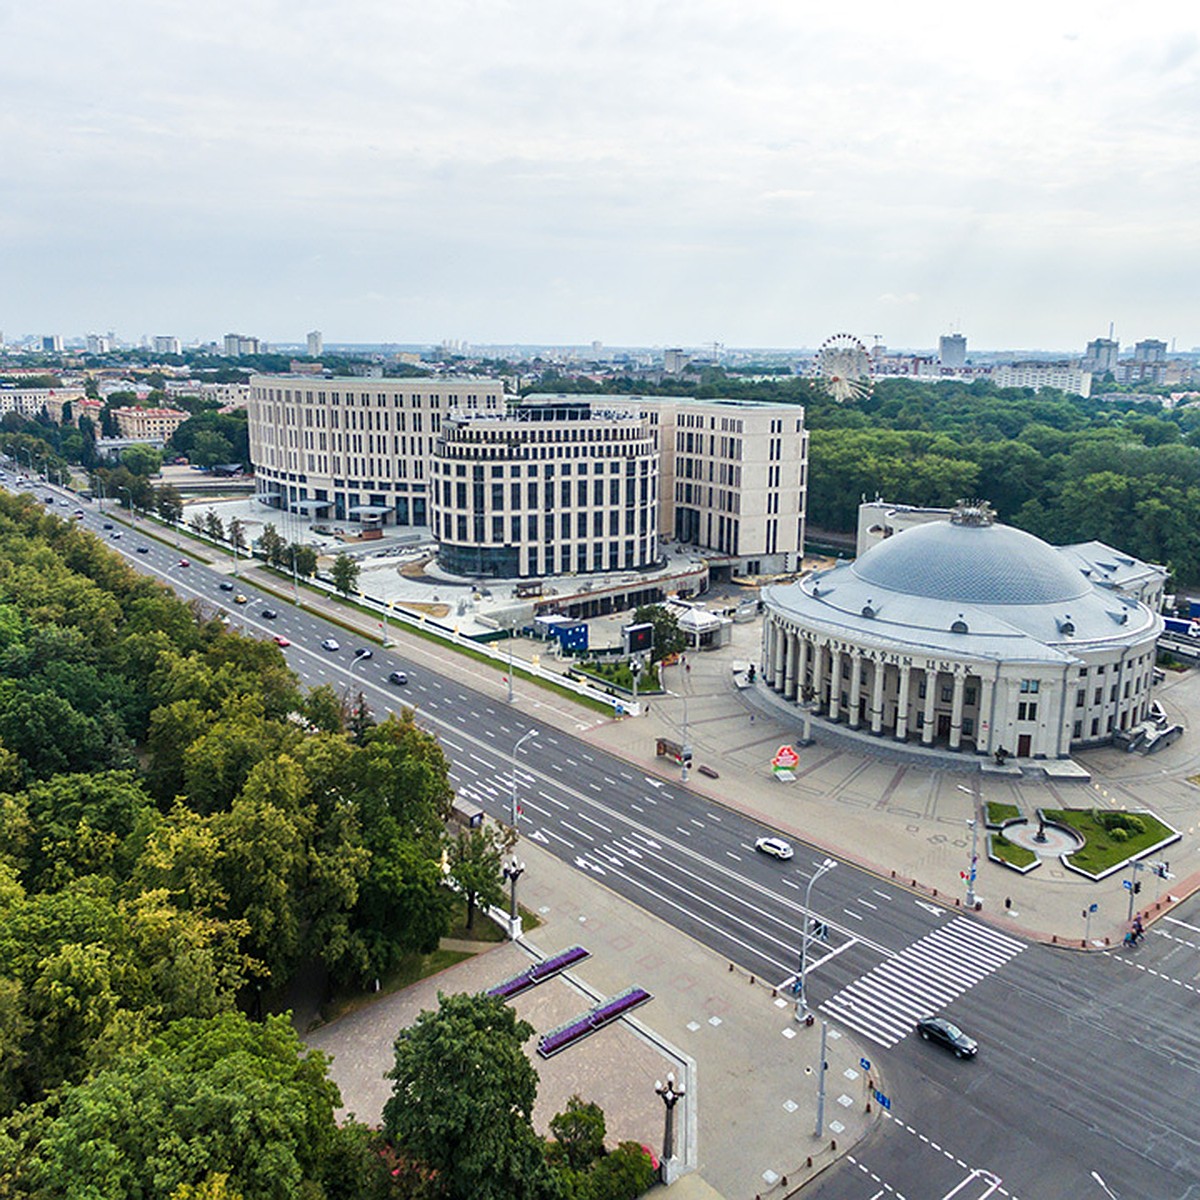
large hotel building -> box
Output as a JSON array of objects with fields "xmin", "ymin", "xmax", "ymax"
[{"xmin": 248, "ymin": 375, "xmax": 808, "ymax": 578}]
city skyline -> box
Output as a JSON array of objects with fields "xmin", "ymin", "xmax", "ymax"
[{"xmin": 3, "ymin": 2, "xmax": 1198, "ymax": 348}]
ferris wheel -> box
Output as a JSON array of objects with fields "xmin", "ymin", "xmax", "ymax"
[{"xmin": 815, "ymin": 333, "xmax": 873, "ymax": 403}]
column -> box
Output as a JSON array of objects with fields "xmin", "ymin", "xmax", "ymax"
[
  {"xmin": 796, "ymin": 636, "xmax": 811, "ymax": 701},
  {"xmin": 895, "ymin": 663, "xmax": 912, "ymax": 741},
  {"xmin": 921, "ymin": 667, "xmax": 937, "ymax": 745},
  {"xmin": 784, "ymin": 630, "xmax": 798, "ymax": 700},
  {"xmin": 772, "ymin": 620, "xmax": 786, "ymax": 691},
  {"xmin": 761, "ymin": 621, "xmax": 774, "ymax": 686},
  {"xmin": 869, "ymin": 658, "xmax": 886, "ymax": 735},
  {"xmin": 848, "ymin": 651, "xmax": 864, "ymax": 729},
  {"xmin": 810, "ymin": 639, "xmax": 825, "ymax": 705},
  {"xmin": 827, "ymin": 648, "xmax": 841, "ymax": 720},
  {"xmin": 949, "ymin": 670, "xmax": 966, "ymax": 750},
  {"xmin": 977, "ymin": 675, "xmax": 995, "ymax": 754}
]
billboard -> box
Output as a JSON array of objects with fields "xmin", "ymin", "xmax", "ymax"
[{"xmin": 623, "ymin": 622, "xmax": 654, "ymax": 656}]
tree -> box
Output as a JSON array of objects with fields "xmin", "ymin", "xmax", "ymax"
[
  {"xmin": 203, "ymin": 509, "xmax": 225, "ymax": 541},
  {"xmin": 581, "ymin": 1143, "xmax": 656, "ymax": 1200},
  {"xmin": 228, "ymin": 518, "xmax": 247, "ymax": 552},
  {"xmin": 447, "ymin": 825, "xmax": 504, "ymax": 932},
  {"xmin": 548, "ymin": 1096, "xmax": 607, "ymax": 1172},
  {"xmin": 331, "ymin": 553, "xmax": 360, "ymax": 598},
  {"xmin": 631, "ymin": 604, "xmax": 686, "ymax": 665},
  {"xmin": 156, "ymin": 483, "xmax": 184, "ymax": 526},
  {"xmin": 257, "ymin": 523, "xmax": 286, "ymax": 568},
  {"xmin": 18, "ymin": 1013, "xmax": 342, "ymax": 1200},
  {"xmin": 287, "ymin": 543, "xmax": 318, "ymax": 578},
  {"xmin": 191, "ymin": 429, "xmax": 235, "ymax": 468},
  {"xmin": 121, "ymin": 445, "xmax": 162, "ymax": 477},
  {"xmin": 383, "ymin": 993, "xmax": 558, "ymax": 1200}
]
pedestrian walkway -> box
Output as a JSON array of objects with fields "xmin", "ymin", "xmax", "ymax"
[{"xmin": 820, "ymin": 918, "xmax": 1025, "ymax": 1049}]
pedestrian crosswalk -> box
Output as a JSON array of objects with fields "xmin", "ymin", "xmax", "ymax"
[{"xmin": 820, "ymin": 917, "xmax": 1024, "ymax": 1048}]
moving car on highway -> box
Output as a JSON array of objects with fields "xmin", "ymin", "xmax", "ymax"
[
  {"xmin": 916, "ymin": 1016, "xmax": 978, "ymax": 1058},
  {"xmin": 754, "ymin": 836, "xmax": 794, "ymax": 860}
]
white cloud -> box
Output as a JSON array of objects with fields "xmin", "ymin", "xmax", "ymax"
[{"xmin": 1, "ymin": 0, "xmax": 1198, "ymax": 348}]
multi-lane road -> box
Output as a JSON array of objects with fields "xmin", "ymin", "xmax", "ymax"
[{"xmin": 26, "ymin": 482, "xmax": 1200, "ymax": 1199}]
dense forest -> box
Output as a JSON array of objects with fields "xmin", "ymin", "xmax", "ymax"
[
  {"xmin": 0, "ymin": 494, "xmax": 650, "ymax": 1199},
  {"xmin": 529, "ymin": 372, "xmax": 1200, "ymax": 583}
]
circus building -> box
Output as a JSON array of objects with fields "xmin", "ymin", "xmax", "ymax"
[{"xmin": 761, "ymin": 502, "xmax": 1165, "ymax": 758}]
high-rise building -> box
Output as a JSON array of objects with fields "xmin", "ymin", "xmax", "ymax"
[
  {"xmin": 938, "ymin": 333, "xmax": 967, "ymax": 368},
  {"xmin": 224, "ymin": 333, "xmax": 261, "ymax": 357},
  {"xmin": 85, "ymin": 333, "xmax": 111, "ymax": 355},
  {"xmin": 306, "ymin": 330, "xmax": 323, "ymax": 358},
  {"xmin": 1083, "ymin": 337, "xmax": 1120, "ymax": 375},
  {"xmin": 663, "ymin": 348, "xmax": 690, "ymax": 374},
  {"xmin": 1134, "ymin": 339, "xmax": 1167, "ymax": 364},
  {"xmin": 154, "ymin": 335, "xmax": 182, "ymax": 356},
  {"xmin": 42, "ymin": 334, "xmax": 63, "ymax": 353}
]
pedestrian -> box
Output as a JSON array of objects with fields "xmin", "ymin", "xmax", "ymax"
[{"xmin": 685, "ymin": 663, "xmax": 691, "ymax": 674}]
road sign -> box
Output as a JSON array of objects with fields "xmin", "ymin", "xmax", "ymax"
[
  {"xmin": 1123, "ymin": 879, "xmax": 1133, "ymax": 891},
  {"xmin": 873, "ymin": 1089, "xmax": 891, "ymax": 1111},
  {"xmin": 1089, "ymin": 902, "xmax": 1099, "ymax": 913},
  {"xmin": 860, "ymin": 1057, "xmax": 871, "ymax": 1072}
]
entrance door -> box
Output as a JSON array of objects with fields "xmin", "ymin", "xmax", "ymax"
[
  {"xmin": 1017, "ymin": 733, "xmax": 1032, "ymax": 758},
  {"xmin": 937, "ymin": 714, "xmax": 952, "ymax": 740}
]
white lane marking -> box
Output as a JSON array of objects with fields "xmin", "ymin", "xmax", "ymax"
[
  {"xmin": 467, "ymin": 753, "xmax": 493, "ymax": 769},
  {"xmin": 859, "ymin": 899, "xmax": 878, "ymax": 911},
  {"xmin": 706, "ymin": 812, "xmax": 723, "ymax": 822},
  {"xmin": 645, "ymin": 777, "xmax": 664, "ymax": 788},
  {"xmin": 872, "ymin": 889, "xmax": 892, "ymax": 901},
  {"xmin": 1165, "ymin": 916, "xmax": 1200, "ymax": 934},
  {"xmin": 577, "ymin": 812, "xmax": 613, "ymax": 833},
  {"xmin": 561, "ymin": 821, "xmax": 594, "ymax": 842},
  {"xmin": 726, "ymin": 851, "xmax": 741, "ymax": 861},
  {"xmin": 844, "ymin": 909, "xmax": 864, "ymax": 921}
]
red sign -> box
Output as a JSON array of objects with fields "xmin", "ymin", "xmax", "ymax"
[{"xmin": 772, "ymin": 745, "xmax": 800, "ymax": 769}]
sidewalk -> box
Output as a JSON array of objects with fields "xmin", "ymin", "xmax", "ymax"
[{"xmin": 305, "ymin": 823, "xmax": 879, "ymax": 1200}]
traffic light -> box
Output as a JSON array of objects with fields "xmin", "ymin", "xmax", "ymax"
[
  {"xmin": 1133, "ymin": 881, "xmax": 1141, "ymax": 894},
  {"xmin": 681, "ymin": 746, "xmax": 693, "ymax": 767}
]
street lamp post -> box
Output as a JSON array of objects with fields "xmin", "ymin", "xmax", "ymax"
[
  {"xmin": 511, "ymin": 730, "xmax": 538, "ymax": 830},
  {"xmin": 654, "ymin": 1072, "xmax": 685, "ymax": 1182},
  {"xmin": 814, "ymin": 1017, "xmax": 830, "ymax": 1137},
  {"xmin": 502, "ymin": 858, "xmax": 525, "ymax": 940},
  {"xmin": 796, "ymin": 857, "xmax": 837, "ymax": 1020},
  {"xmin": 1090, "ymin": 1170, "xmax": 1120, "ymax": 1199},
  {"xmin": 965, "ymin": 816, "xmax": 979, "ymax": 909}
]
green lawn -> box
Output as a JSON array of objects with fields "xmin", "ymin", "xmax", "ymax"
[
  {"xmin": 989, "ymin": 833, "xmax": 1037, "ymax": 869},
  {"xmin": 985, "ymin": 801, "xmax": 1020, "ymax": 826},
  {"xmin": 1043, "ymin": 808, "xmax": 1175, "ymax": 875}
]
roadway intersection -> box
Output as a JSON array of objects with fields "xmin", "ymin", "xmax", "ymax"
[{"xmin": 29, "ymin": 488, "xmax": 1200, "ymax": 1199}]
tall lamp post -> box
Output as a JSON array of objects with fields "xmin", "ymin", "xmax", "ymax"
[
  {"xmin": 796, "ymin": 857, "xmax": 837, "ymax": 1020},
  {"xmin": 502, "ymin": 858, "xmax": 525, "ymax": 940},
  {"xmin": 511, "ymin": 729, "xmax": 538, "ymax": 830},
  {"xmin": 655, "ymin": 1072, "xmax": 685, "ymax": 1183}
]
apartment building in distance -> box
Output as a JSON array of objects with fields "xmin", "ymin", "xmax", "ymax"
[
  {"xmin": 990, "ymin": 363, "xmax": 1092, "ymax": 397},
  {"xmin": 112, "ymin": 406, "xmax": 190, "ymax": 441},
  {"xmin": 248, "ymin": 376, "xmax": 808, "ymax": 578}
]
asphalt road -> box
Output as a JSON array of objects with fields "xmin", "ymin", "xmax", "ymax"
[{"xmin": 25, "ymin": 481, "xmax": 1200, "ymax": 1200}]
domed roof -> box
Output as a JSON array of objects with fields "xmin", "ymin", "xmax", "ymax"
[{"xmin": 852, "ymin": 519, "xmax": 1091, "ymax": 606}]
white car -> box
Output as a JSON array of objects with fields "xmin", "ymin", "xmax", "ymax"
[
  {"xmin": 321, "ymin": 638, "xmax": 340, "ymax": 651},
  {"xmin": 754, "ymin": 836, "xmax": 794, "ymax": 861}
]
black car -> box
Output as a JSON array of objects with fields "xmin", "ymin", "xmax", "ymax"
[
  {"xmin": 261, "ymin": 609, "xmax": 277, "ymax": 619},
  {"xmin": 135, "ymin": 545, "xmax": 149, "ymax": 554},
  {"xmin": 219, "ymin": 581, "xmax": 234, "ymax": 591},
  {"xmin": 354, "ymin": 647, "xmax": 373, "ymax": 660},
  {"xmin": 916, "ymin": 1016, "xmax": 977, "ymax": 1058},
  {"xmin": 388, "ymin": 670, "xmax": 408, "ymax": 685},
  {"xmin": 103, "ymin": 522, "xmax": 113, "ymax": 530}
]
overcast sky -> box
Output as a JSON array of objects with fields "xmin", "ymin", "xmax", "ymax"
[{"xmin": 3, "ymin": 1, "xmax": 1198, "ymax": 351}]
